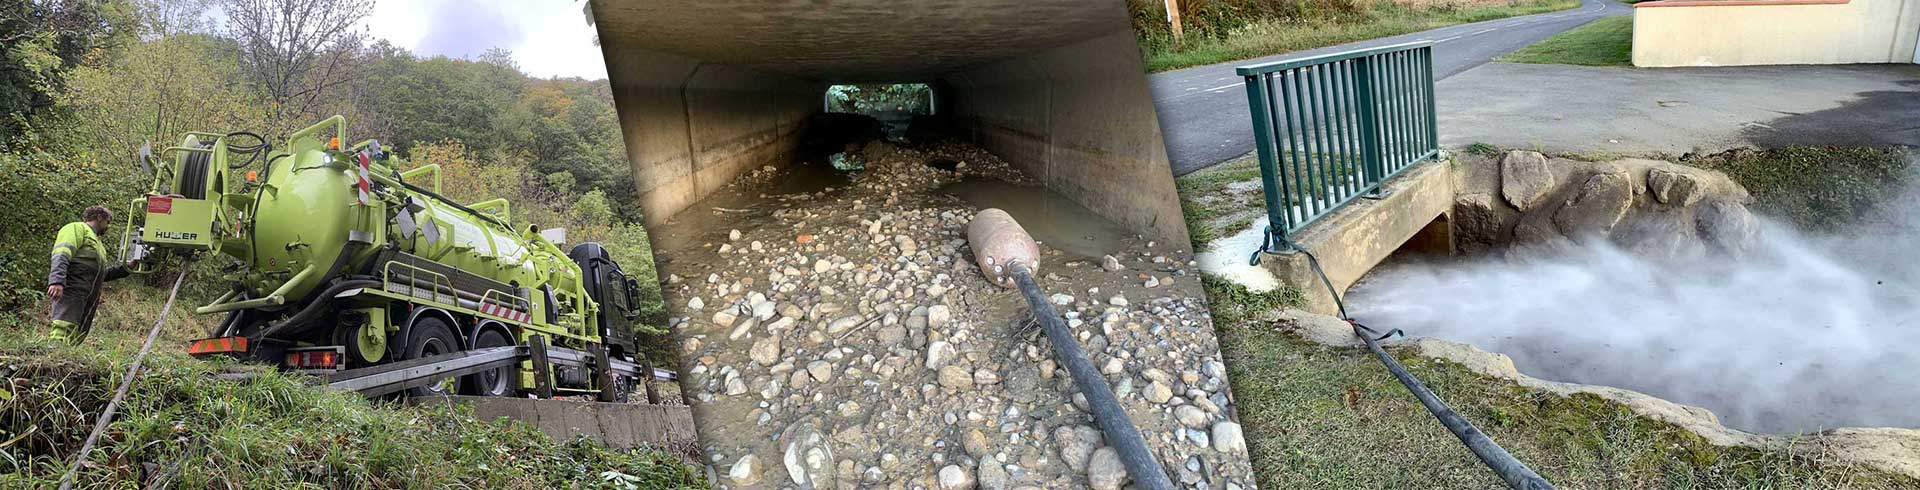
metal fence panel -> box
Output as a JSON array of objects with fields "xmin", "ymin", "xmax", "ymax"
[{"xmin": 1236, "ymin": 42, "xmax": 1439, "ymax": 258}]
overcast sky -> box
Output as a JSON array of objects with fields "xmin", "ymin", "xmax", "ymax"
[{"xmin": 364, "ymin": 0, "xmax": 607, "ymax": 80}]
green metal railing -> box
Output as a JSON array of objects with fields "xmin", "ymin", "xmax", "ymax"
[{"xmin": 1238, "ymin": 41, "xmax": 1439, "ymax": 261}]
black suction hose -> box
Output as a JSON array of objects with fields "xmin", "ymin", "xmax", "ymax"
[
  {"xmin": 248, "ymin": 278, "xmax": 381, "ymax": 341},
  {"xmin": 1279, "ymin": 237, "xmax": 1553, "ymax": 490},
  {"xmin": 1352, "ymin": 321, "xmax": 1552, "ymax": 490},
  {"xmin": 1008, "ymin": 262, "xmax": 1175, "ymax": 490}
]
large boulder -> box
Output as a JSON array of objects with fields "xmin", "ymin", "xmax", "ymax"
[
  {"xmin": 1647, "ymin": 167, "xmax": 1707, "ymax": 206},
  {"xmin": 1453, "ymin": 192, "xmax": 1513, "ymax": 253},
  {"xmin": 1500, "ymin": 150, "xmax": 1556, "ymax": 211},
  {"xmin": 1554, "ymin": 168, "xmax": 1635, "ymax": 238},
  {"xmin": 1696, "ymin": 199, "xmax": 1760, "ymax": 253}
]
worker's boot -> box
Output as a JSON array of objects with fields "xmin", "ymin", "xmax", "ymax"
[{"xmin": 47, "ymin": 320, "xmax": 77, "ymax": 344}]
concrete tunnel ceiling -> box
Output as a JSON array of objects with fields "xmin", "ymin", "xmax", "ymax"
[
  {"xmin": 589, "ymin": 0, "xmax": 1126, "ymax": 81},
  {"xmin": 591, "ymin": 0, "xmax": 1187, "ymax": 243}
]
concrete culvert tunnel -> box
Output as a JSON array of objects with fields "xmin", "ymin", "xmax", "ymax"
[
  {"xmin": 592, "ymin": 1, "xmax": 1184, "ymax": 243},
  {"xmin": 590, "ymin": 2, "xmax": 1253, "ymax": 488}
]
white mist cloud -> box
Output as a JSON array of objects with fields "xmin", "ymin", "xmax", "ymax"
[{"xmin": 1349, "ymin": 165, "xmax": 1920, "ymax": 434}]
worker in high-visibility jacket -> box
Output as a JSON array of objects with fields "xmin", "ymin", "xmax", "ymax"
[{"xmin": 46, "ymin": 206, "xmax": 129, "ymax": 344}]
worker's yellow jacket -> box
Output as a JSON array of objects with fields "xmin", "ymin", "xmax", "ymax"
[{"xmin": 48, "ymin": 221, "xmax": 106, "ymax": 287}]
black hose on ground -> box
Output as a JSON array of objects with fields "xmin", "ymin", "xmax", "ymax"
[
  {"xmin": 1274, "ymin": 236, "xmax": 1553, "ymax": 490},
  {"xmin": 1351, "ymin": 319, "xmax": 1552, "ymax": 490},
  {"xmin": 1008, "ymin": 262, "xmax": 1175, "ymax": 490}
]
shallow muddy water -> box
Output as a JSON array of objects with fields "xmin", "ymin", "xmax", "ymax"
[{"xmin": 938, "ymin": 177, "xmax": 1135, "ymax": 260}]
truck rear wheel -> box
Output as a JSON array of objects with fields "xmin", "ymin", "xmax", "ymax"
[
  {"xmin": 463, "ymin": 329, "xmax": 515, "ymax": 397},
  {"xmin": 403, "ymin": 317, "xmax": 460, "ymax": 398}
]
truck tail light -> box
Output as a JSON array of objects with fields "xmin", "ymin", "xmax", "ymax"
[{"xmin": 285, "ymin": 347, "xmax": 345, "ymax": 373}]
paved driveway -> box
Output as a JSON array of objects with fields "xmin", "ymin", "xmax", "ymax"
[
  {"xmin": 1437, "ymin": 63, "xmax": 1920, "ymax": 155},
  {"xmin": 1150, "ymin": 0, "xmax": 1630, "ymax": 175}
]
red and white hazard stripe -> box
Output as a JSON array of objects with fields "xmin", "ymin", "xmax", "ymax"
[
  {"xmin": 480, "ymin": 303, "xmax": 531, "ymax": 323},
  {"xmin": 354, "ymin": 150, "xmax": 373, "ymax": 205}
]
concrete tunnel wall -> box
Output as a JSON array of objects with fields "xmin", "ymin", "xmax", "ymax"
[
  {"xmin": 605, "ymin": 49, "xmax": 821, "ymax": 230},
  {"xmin": 942, "ymin": 31, "xmax": 1187, "ymax": 243},
  {"xmin": 604, "ymin": 31, "xmax": 1189, "ymax": 244}
]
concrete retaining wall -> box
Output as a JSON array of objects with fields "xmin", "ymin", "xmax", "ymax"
[
  {"xmin": 1632, "ymin": 0, "xmax": 1920, "ymax": 67},
  {"xmin": 413, "ymin": 396, "xmax": 699, "ymax": 450},
  {"xmin": 945, "ymin": 31, "xmax": 1189, "ymax": 243},
  {"xmin": 603, "ymin": 48, "xmax": 820, "ymax": 228}
]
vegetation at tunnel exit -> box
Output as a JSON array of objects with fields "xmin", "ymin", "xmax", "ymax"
[
  {"xmin": 1198, "ymin": 278, "xmax": 1920, "ymax": 489},
  {"xmin": 826, "ymin": 83, "xmax": 934, "ymax": 114},
  {"xmin": 1497, "ymin": 16, "xmax": 1633, "ymax": 66},
  {"xmin": 0, "ymin": 322, "xmax": 706, "ymax": 488},
  {"xmin": 1130, "ymin": 0, "xmax": 1582, "ymax": 72}
]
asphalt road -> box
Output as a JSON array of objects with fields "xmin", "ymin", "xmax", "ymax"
[{"xmin": 1150, "ymin": 0, "xmax": 1631, "ymax": 176}]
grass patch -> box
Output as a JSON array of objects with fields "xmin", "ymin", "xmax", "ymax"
[
  {"xmin": 1498, "ymin": 16, "xmax": 1633, "ymax": 66},
  {"xmin": 1201, "ymin": 279, "xmax": 1920, "ymax": 489},
  {"xmin": 1683, "ymin": 146, "xmax": 1914, "ymax": 232},
  {"xmin": 1179, "ymin": 154, "xmax": 1270, "ymax": 246},
  {"xmin": 1200, "ymin": 275, "xmax": 1306, "ymax": 326},
  {"xmin": 1177, "ymin": 151, "xmax": 1372, "ymax": 247},
  {"xmin": 1143, "ymin": 0, "xmax": 1581, "ymax": 72},
  {"xmin": 0, "ymin": 320, "xmax": 706, "ymax": 488},
  {"xmin": 1464, "ymin": 142, "xmax": 1501, "ymax": 157}
]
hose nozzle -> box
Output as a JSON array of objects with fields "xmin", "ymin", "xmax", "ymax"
[{"xmin": 966, "ymin": 208, "xmax": 1040, "ymax": 289}]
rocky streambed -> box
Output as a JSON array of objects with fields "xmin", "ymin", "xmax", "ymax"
[{"xmin": 653, "ymin": 140, "xmax": 1255, "ymax": 489}]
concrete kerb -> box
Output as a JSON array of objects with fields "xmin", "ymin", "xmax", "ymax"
[{"xmin": 411, "ymin": 396, "xmax": 698, "ymax": 450}]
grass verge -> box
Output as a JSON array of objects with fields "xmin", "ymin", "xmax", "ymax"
[
  {"xmin": 1202, "ymin": 279, "xmax": 1920, "ymax": 489},
  {"xmin": 1498, "ymin": 16, "xmax": 1633, "ymax": 66},
  {"xmin": 1682, "ymin": 146, "xmax": 1914, "ymax": 232},
  {"xmin": 1179, "ymin": 154, "xmax": 1269, "ymax": 246},
  {"xmin": 1144, "ymin": 0, "xmax": 1582, "ymax": 73},
  {"xmin": 0, "ymin": 319, "xmax": 707, "ymax": 489}
]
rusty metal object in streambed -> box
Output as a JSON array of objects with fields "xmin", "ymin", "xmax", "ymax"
[{"xmin": 966, "ymin": 208, "xmax": 1041, "ymax": 289}]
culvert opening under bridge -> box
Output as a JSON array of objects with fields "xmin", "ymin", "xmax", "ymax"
[
  {"xmin": 1340, "ymin": 152, "xmax": 1920, "ymax": 435},
  {"xmin": 591, "ymin": 2, "xmax": 1255, "ymax": 487}
]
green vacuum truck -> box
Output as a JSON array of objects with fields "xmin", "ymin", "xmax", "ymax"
[{"xmin": 123, "ymin": 116, "xmax": 650, "ymax": 398}]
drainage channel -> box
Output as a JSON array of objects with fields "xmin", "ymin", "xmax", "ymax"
[
  {"xmin": 653, "ymin": 135, "xmax": 1253, "ymax": 486},
  {"xmin": 1342, "ymin": 154, "xmax": 1920, "ymax": 435}
]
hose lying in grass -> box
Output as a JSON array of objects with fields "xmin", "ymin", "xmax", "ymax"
[
  {"xmin": 1259, "ymin": 233, "xmax": 1554, "ymax": 490},
  {"xmin": 57, "ymin": 267, "xmax": 190, "ymax": 490}
]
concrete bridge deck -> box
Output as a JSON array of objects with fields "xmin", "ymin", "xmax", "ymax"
[{"xmin": 1199, "ymin": 159, "xmax": 1457, "ymax": 316}]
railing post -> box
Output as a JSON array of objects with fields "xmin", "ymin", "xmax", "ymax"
[
  {"xmin": 1423, "ymin": 47, "xmax": 1439, "ymax": 159},
  {"xmin": 1352, "ymin": 55, "xmax": 1386, "ymax": 197},
  {"xmin": 1242, "ymin": 74, "xmax": 1292, "ymax": 249}
]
